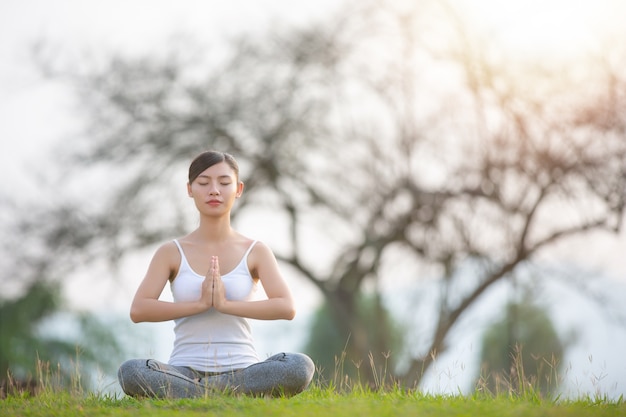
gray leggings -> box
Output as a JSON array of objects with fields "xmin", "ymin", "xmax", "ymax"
[{"xmin": 117, "ymin": 352, "xmax": 315, "ymax": 398}]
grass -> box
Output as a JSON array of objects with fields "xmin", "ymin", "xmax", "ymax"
[
  {"xmin": 2, "ymin": 352, "xmax": 625, "ymax": 417},
  {"xmin": 2, "ymin": 387, "xmax": 625, "ymax": 417}
]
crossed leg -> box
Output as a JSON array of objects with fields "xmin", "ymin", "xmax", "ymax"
[{"xmin": 118, "ymin": 352, "xmax": 314, "ymax": 398}]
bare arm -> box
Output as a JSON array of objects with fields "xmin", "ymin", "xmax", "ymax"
[
  {"xmin": 212, "ymin": 242, "xmax": 296, "ymax": 320},
  {"xmin": 129, "ymin": 242, "xmax": 212, "ymax": 323}
]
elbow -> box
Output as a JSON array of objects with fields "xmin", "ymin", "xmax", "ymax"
[
  {"xmin": 284, "ymin": 304, "xmax": 296, "ymax": 321},
  {"xmin": 129, "ymin": 305, "xmax": 144, "ymax": 323}
]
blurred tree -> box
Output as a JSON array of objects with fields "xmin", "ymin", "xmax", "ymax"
[
  {"xmin": 304, "ymin": 293, "xmax": 404, "ymax": 387},
  {"xmin": 474, "ymin": 297, "xmax": 566, "ymax": 397},
  {"xmin": 0, "ymin": 280, "xmax": 124, "ymax": 392},
  {"xmin": 0, "ymin": 281, "xmax": 61, "ymax": 381},
  {"xmin": 5, "ymin": 0, "xmax": 625, "ymax": 389}
]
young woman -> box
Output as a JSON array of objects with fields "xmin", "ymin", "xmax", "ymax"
[{"xmin": 117, "ymin": 151, "xmax": 315, "ymax": 398}]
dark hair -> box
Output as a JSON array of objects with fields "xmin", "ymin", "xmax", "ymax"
[{"xmin": 188, "ymin": 151, "xmax": 239, "ymax": 184}]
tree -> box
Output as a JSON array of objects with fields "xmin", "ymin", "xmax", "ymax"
[
  {"xmin": 0, "ymin": 176, "xmax": 131, "ymax": 392},
  {"xmin": 304, "ymin": 293, "xmax": 405, "ymax": 387},
  {"xmin": 0, "ymin": 281, "xmax": 62, "ymax": 381},
  {"xmin": 11, "ymin": 0, "xmax": 626, "ymax": 389},
  {"xmin": 475, "ymin": 297, "xmax": 566, "ymax": 397},
  {"xmin": 0, "ymin": 280, "xmax": 125, "ymax": 394}
]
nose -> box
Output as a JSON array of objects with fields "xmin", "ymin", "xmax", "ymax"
[{"xmin": 208, "ymin": 183, "xmax": 220, "ymax": 195}]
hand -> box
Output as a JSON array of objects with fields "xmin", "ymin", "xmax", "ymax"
[
  {"xmin": 200, "ymin": 265, "xmax": 214, "ymax": 310},
  {"xmin": 210, "ymin": 256, "xmax": 228, "ymax": 311}
]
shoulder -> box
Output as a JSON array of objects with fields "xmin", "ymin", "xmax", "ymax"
[
  {"xmin": 154, "ymin": 240, "xmax": 180, "ymax": 256},
  {"xmin": 231, "ymin": 232, "xmax": 265, "ymax": 254},
  {"xmin": 150, "ymin": 240, "xmax": 182, "ymax": 269},
  {"xmin": 247, "ymin": 240, "xmax": 279, "ymax": 276},
  {"xmin": 249, "ymin": 240, "xmax": 274, "ymax": 258}
]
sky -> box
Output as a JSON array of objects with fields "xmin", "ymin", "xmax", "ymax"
[
  {"xmin": 1, "ymin": 0, "xmax": 626, "ymax": 398},
  {"xmin": 0, "ymin": 0, "xmax": 340, "ymax": 193}
]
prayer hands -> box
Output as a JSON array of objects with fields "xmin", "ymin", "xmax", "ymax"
[
  {"xmin": 201, "ymin": 256, "xmax": 227, "ymax": 311},
  {"xmin": 210, "ymin": 256, "xmax": 227, "ymax": 310}
]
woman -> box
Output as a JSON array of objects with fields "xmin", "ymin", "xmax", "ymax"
[{"xmin": 117, "ymin": 150, "xmax": 315, "ymax": 398}]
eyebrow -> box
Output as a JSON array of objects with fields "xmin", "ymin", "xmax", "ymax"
[{"xmin": 197, "ymin": 174, "xmax": 233, "ymax": 180}]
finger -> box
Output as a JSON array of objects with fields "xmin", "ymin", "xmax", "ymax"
[
  {"xmin": 210, "ymin": 256, "xmax": 218, "ymax": 290},
  {"xmin": 213, "ymin": 256, "xmax": 220, "ymax": 277}
]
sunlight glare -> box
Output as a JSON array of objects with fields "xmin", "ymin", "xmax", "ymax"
[{"xmin": 458, "ymin": 0, "xmax": 623, "ymax": 61}]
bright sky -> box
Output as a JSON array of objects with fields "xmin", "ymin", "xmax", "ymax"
[
  {"xmin": 0, "ymin": 0, "xmax": 340, "ymax": 193},
  {"xmin": 458, "ymin": 0, "xmax": 626, "ymax": 59},
  {"xmin": 1, "ymin": 0, "xmax": 625, "ymax": 398}
]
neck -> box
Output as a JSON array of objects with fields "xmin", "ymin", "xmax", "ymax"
[{"xmin": 195, "ymin": 215, "xmax": 233, "ymax": 242}]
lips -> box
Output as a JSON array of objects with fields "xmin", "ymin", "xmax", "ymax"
[{"xmin": 206, "ymin": 200, "xmax": 222, "ymax": 206}]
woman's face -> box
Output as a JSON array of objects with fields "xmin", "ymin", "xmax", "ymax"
[{"xmin": 187, "ymin": 161, "xmax": 243, "ymax": 215}]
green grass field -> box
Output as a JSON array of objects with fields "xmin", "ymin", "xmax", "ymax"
[
  {"xmin": 2, "ymin": 354, "xmax": 624, "ymax": 417},
  {"xmin": 2, "ymin": 386, "xmax": 625, "ymax": 417}
]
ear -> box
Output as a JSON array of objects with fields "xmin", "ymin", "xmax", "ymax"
[
  {"xmin": 187, "ymin": 182, "xmax": 193, "ymax": 197},
  {"xmin": 236, "ymin": 181, "xmax": 244, "ymax": 198}
]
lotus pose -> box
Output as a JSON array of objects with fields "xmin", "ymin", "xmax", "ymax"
[{"xmin": 117, "ymin": 150, "xmax": 315, "ymax": 398}]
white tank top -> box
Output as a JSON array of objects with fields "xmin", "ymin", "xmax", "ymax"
[{"xmin": 168, "ymin": 239, "xmax": 260, "ymax": 372}]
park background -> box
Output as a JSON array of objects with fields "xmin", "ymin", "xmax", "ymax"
[{"xmin": 1, "ymin": 0, "xmax": 626, "ymax": 399}]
